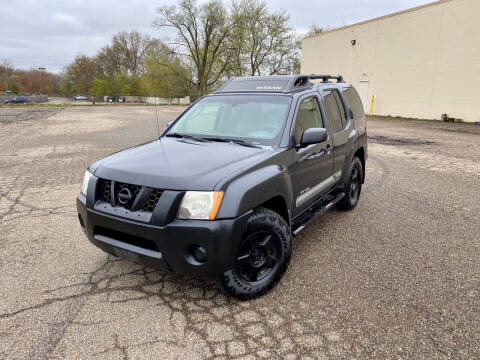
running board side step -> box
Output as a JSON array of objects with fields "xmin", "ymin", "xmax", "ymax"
[{"xmin": 292, "ymin": 192, "xmax": 345, "ymax": 236}]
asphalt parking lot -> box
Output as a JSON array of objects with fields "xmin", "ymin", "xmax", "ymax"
[{"xmin": 0, "ymin": 105, "xmax": 479, "ymax": 359}]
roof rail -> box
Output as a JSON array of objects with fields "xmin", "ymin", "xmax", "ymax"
[{"xmin": 307, "ymin": 74, "xmax": 344, "ymax": 83}]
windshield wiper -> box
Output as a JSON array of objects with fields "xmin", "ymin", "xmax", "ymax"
[
  {"xmin": 165, "ymin": 133, "xmax": 211, "ymax": 142},
  {"xmin": 204, "ymin": 137, "xmax": 262, "ymax": 149}
]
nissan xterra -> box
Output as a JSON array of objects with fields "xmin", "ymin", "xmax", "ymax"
[{"xmin": 77, "ymin": 75, "xmax": 368, "ymax": 299}]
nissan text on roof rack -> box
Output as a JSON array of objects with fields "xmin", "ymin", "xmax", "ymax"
[{"xmin": 76, "ymin": 74, "xmax": 368, "ymax": 299}]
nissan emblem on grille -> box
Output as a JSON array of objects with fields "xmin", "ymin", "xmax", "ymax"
[{"xmin": 118, "ymin": 188, "xmax": 132, "ymax": 205}]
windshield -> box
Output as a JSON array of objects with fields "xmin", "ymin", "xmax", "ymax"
[{"xmin": 166, "ymin": 95, "xmax": 292, "ymax": 146}]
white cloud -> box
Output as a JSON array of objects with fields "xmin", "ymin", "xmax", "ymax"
[
  {"xmin": 52, "ymin": 12, "xmax": 79, "ymax": 25},
  {"xmin": 0, "ymin": 0, "xmax": 434, "ymax": 73}
]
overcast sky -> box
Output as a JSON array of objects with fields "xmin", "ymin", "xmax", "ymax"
[{"xmin": 1, "ymin": 0, "xmax": 433, "ymax": 73}]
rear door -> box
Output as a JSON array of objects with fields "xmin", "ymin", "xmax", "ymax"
[
  {"xmin": 320, "ymin": 89, "xmax": 349, "ymax": 179},
  {"xmin": 288, "ymin": 95, "xmax": 333, "ymax": 215}
]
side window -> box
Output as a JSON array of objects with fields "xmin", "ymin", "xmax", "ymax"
[
  {"xmin": 342, "ymin": 87, "xmax": 364, "ymax": 119},
  {"xmin": 293, "ymin": 97, "xmax": 323, "ymax": 144},
  {"xmin": 333, "ymin": 90, "xmax": 346, "ymax": 124},
  {"xmin": 323, "ymin": 90, "xmax": 344, "ymax": 131}
]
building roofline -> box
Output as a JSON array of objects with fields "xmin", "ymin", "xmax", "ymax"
[{"xmin": 303, "ymin": 0, "xmax": 454, "ymax": 40}]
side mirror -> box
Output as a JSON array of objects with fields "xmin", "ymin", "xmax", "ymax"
[
  {"xmin": 299, "ymin": 128, "xmax": 328, "ymax": 147},
  {"xmin": 349, "ymin": 108, "xmax": 354, "ymax": 119}
]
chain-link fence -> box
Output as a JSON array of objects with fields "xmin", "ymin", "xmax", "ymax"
[
  {"xmin": 100, "ymin": 95, "xmax": 192, "ymax": 105},
  {"xmin": 0, "ymin": 93, "xmax": 197, "ymax": 105}
]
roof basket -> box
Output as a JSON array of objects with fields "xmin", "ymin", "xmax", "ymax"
[
  {"xmin": 307, "ymin": 74, "xmax": 344, "ymax": 83},
  {"xmin": 215, "ymin": 74, "xmax": 345, "ymax": 94}
]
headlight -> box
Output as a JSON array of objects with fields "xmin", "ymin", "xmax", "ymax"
[
  {"xmin": 81, "ymin": 170, "xmax": 93, "ymax": 195},
  {"xmin": 178, "ymin": 191, "xmax": 224, "ymax": 220}
]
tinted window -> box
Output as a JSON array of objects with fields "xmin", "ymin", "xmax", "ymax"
[
  {"xmin": 168, "ymin": 95, "xmax": 291, "ymax": 145},
  {"xmin": 343, "ymin": 87, "xmax": 364, "ymax": 119},
  {"xmin": 333, "ymin": 91, "xmax": 346, "ymax": 124},
  {"xmin": 323, "ymin": 91, "xmax": 344, "ymax": 131},
  {"xmin": 293, "ymin": 97, "xmax": 323, "ymax": 144}
]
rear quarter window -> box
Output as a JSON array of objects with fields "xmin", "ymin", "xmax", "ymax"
[
  {"xmin": 343, "ymin": 87, "xmax": 364, "ymax": 119},
  {"xmin": 323, "ymin": 90, "xmax": 344, "ymax": 131}
]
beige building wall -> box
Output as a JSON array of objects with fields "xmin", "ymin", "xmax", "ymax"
[{"xmin": 301, "ymin": 0, "xmax": 480, "ymax": 123}]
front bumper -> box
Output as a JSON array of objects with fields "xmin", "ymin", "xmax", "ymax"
[{"xmin": 77, "ymin": 194, "xmax": 250, "ymax": 275}]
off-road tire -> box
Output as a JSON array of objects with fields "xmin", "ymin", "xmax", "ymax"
[
  {"xmin": 337, "ymin": 157, "xmax": 363, "ymax": 211},
  {"xmin": 219, "ymin": 207, "xmax": 292, "ymax": 300}
]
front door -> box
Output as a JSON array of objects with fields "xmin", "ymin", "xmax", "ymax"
[{"xmin": 288, "ymin": 96, "xmax": 334, "ymax": 216}]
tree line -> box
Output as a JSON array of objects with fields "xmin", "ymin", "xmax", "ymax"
[
  {"xmin": 0, "ymin": 60, "xmax": 62, "ymax": 95},
  {"xmin": 1, "ymin": 0, "xmax": 326, "ymax": 97}
]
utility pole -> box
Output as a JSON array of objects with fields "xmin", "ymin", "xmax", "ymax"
[
  {"xmin": 0, "ymin": 67, "xmax": 4, "ymax": 92},
  {"xmin": 38, "ymin": 67, "xmax": 46, "ymax": 94}
]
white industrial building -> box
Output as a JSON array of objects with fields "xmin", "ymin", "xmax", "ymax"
[{"xmin": 301, "ymin": 0, "xmax": 480, "ymax": 123}]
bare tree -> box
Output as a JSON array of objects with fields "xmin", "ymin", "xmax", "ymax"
[
  {"xmin": 262, "ymin": 33, "xmax": 299, "ymax": 75},
  {"xmin": 143, "ymin": 44, "xmax": 192, "ymax": 97},
  {"xmin": 111, "ymin": 31, "xmax": 159, "ymax": 75},
  {"xmin": 63, "ymin": 55, "xmax": 99, "ymax": 94},
  {"xmin": 231, "ymin": 0, "xmax": 298, "ymax": 76},
  {"xmin": 96, "ymin": 45, "xmax": 122, "ymax": 77},
  {"xmin": 305, "ymin": 23, "xmax": 325, "ymax": 37},
  {"xmin": 153, "ymin": 0, "xmax": 237, "ymax": 94}
]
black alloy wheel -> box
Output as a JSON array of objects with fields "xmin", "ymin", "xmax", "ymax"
[
  {"xmin": 349, "ymin": 166, "xmax": 361, "ymax": 203},
  {"xmin": 219, "ymin": 207, "xmax": 292, "ymax": 300},
  {"xmin": 337, "ymin": 156, "xmax": 363, "ymax": 210},
  {"xmin": 236, "ymin": 230, "xmax": 282, "ymax": 283}
]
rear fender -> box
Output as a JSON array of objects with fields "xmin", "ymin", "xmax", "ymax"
[{"xmin": 338, "ymin": 127, "xmax": 359, "ymax": 185}]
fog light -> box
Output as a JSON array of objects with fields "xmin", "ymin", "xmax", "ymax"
[{"xmin": 193, "ymin": 246, "xmax": 208, "ymax": 263}]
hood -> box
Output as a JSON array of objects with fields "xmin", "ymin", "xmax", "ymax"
[{"xmin": 91, "ymin": 137, "xmax": 275, "ymax": 190}]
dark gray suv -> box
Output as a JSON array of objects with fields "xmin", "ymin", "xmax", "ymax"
[{"xmin": 77, "ymin": 75, "xmax": 368, "ymax": 299}]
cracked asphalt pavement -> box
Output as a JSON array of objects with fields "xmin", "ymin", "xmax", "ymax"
[{"xmin": 0, "ymin": 106, "xmax": 479, "ymax": 359}]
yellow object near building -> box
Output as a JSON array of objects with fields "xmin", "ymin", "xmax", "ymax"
[
  {"xmin": 369, "ymin": 95, "xmax": 376, "ymax": 116},
  {"xmin": 301, "ymin": 0, "xmax": 480, "ymax": 123}
]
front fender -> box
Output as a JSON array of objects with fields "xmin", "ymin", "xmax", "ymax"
[{"xmin": 215, "ymin": 165, "xmax": 293, "ymax": 220}]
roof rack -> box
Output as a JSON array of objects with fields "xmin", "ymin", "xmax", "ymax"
[
  {"xmin": 307, "ymin": 74, "xmax": 344, "ymax": 83},
  {"xmin": 216, "ymin": 75, "xmax": 311, "ymax": 94},
  {"xmin": 215, "ymin": 74, "xmax": 345, "ymax": 94}
]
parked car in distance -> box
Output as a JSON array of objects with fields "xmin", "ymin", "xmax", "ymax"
[
  {"xmin": 74, "ymin": 95, "xmax": 90, "ymax": 102},
  {"xmin": 107, "ymin": 96, "xmax": 126, "ymax": 103},
  {"xmin": 5, "ymin": 96, "xmax": 29, "ymax": 104},
  {"xmin": 77, "ymin": 74, "xmax": 368, "ymax": 299}
]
